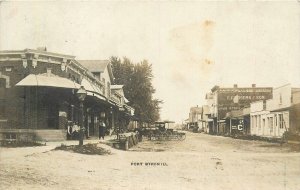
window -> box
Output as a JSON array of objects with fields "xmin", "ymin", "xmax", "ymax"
[
  {"xmin": 0, "ymin": 78, "xmax": 6, "ymax": 88},
  {"xmin": 94, "ymin": 116, "xmax": 98, "ymax": 126},
  {"xmin": 279, "ymin": 93, "xmax": 282, "ymax": 104},
  {"xmin": 0, "ymin": 100, "xmax": 6, "ymax": 119},
  {"xmin": 5, "ymin": 133, "xmax": 16, "ymax": 140},
  {"xmin": 5, "ymin": 67, "xmax": 13, "ymax": 72},
  {"xmin": 268, "ymin": 117, "xmax": 273, "ymax": 133},
  {"xmin": 258, "ymin": 116, "xmax": 261, "ymax": 130},
  {"xmin": 275, "ymin": 115, "xmax": 277, "ymax": 126},
  {"xmin": 279, "ymin": 114, "xmax": 284, "ymax": 129}
]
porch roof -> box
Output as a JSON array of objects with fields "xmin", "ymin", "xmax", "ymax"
[{"xmin": 15, "ymin": 74, "xmax": 80, "ymax": 89}]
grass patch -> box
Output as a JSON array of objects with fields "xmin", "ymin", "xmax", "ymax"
[{"xmin": 54, "ymin": 143, "xmax": 111, "ymax": 155}]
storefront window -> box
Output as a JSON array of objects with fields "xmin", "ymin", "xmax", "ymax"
[
  {"xmin": 279, "ymin": 114, "xmax": 284, "ymax": 129},
  {"xmin": 268, "ymin": 117, "xmax": 273, "ymax": 133},
  {"xmin": 0, "ymin": 78, "xmax": 6, "ymax": 88},
  {"xmin": 258, "ymin": 115, "xmax": 261, "ymax": 130}
]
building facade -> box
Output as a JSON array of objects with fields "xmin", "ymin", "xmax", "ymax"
[
  {"xmin": 188, "ymin": 106, "xmax": 203, "ymax": 132},
  {"xmin": 206, "ymin": 84, "xmax": 273, "ymax": 135},
  {"xmin": 225, "ymin": 107, "xmax": 250, "ymax": 136},
  {"xmin": 0, "ymin": 49, "xmax": 134, "ymax": 141},
  {"xmin": 250, "ymin": 84, "xmax": 300, "ymax": 138}
]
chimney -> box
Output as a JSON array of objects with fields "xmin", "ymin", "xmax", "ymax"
[
  {"xmin": 233, "ymin": 84, "xmax": 238, "ymax": 88},
  {"xmin": 252, "ymin": 84, "xmax": 256, "ymax": 88}
]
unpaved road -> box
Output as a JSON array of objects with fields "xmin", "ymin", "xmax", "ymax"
[{"xmin": 1, "ymin": 132, "xmax": 300, "ymax": 190}]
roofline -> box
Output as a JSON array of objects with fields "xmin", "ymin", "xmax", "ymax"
[
  {"xmin": 107, "ymin": 62, "xmax": 115, "ymax": 83},
  {"xmin": 111, "ymin": 85, "xmax": 124, "ymax": 90},
  {"xmin": 218, "ymin": 87, "xmax": 273, "ymax": 89},
  {"xmin": 274, "ymin": 83, "xmax": 291, "ymax": 90},
  {"xmin": 0, "ymin": 49, "xmax": 75, "ymax": 59}
]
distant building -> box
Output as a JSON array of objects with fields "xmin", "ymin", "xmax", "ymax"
[
  {"xmin": 188, "ymin": 106, "xmax": 203, "ymax": 132},
  {"xmin": 250, "ymin": 84, "xmax": 300, "ymax": 138},
  {"xmin": 201, "ymin": 105, "xmax": 211, "ymax": 133},
  {"xmin": 206, "ymin": 84, "xmax": 273, "ymax": 135}
]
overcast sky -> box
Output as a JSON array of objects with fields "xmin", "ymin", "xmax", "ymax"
[{"xmin": 1, "ymin": 1, "xmax": 299, "ymax": 123}]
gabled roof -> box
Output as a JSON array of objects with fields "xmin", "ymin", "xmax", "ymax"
[
  {"xmin": 202, "ymin": 105, "xmax": 210, "ymax": 113},
  {"xmin": 190, "ymin": 106, "xmax": 203, "ymax": 113},
  {"xmin": 77, "ymin": 60, "xmax": 114, "ymax": 82},
  {"xmin": 77, "ymin": 60, "xmax": 109, "ymax": 72}
]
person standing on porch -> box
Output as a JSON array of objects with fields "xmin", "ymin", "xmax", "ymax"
[{"xmin": 99, "ymin": 120, "xmax": 106, "ymax": 140}]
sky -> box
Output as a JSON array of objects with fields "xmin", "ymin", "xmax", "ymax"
[{"xmin": 1, "ymin": 1, "xmax": 300, "ymax": 123}]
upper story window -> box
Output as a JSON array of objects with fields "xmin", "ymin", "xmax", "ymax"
[
  {"xmin": 93, "ymin": 72, "xmax": 100, "ymax": 80},
  {"xmin": 279, "ymin": 114, "xmax": 284, "ymax": 129},
  {"xmin": 279, "ymin": 93, "xmax": 282, "ymax": 104},
  {"xmin": 0, "ymin": 73, "xmax": 10, "ymax": 88},
  {"xmin": 5, "ymin": 67, "xmax": 13, "ymax": 72}
]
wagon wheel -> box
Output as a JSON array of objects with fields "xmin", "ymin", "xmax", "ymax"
[
  {"xmin": 164, "ymin": 132, "xmax": 171, "ymax": 141},
  {"xmin": 174, "ymin": 134, "xmax": 180, "ymax": 140},
  {"xmin": 148, "ymin": 132, "xmax": 155, "ymax": 140},
  {"xmin": 178, "ymin": 133, "xmax": 186, "ymax": 140}
]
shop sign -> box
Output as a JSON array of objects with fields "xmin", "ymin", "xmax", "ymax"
[{"xmin": 217, "ymin": 87, "xmax": 272, "ymax": 119}]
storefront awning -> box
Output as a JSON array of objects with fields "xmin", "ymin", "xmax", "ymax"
[
  {"xmin": 81, "ymin": 78, "xmax": 106, "ymax": 101},
  {"xmin": 86, "ymin": 91, "xmax": 106, "ymax": 101},
  {"xmin": 15, "ymin": 74, "xmax": 80, "ymax": 89},
  {"xmin": 81, "ymin": 78, "xmax": 102, "ymax": 94}
]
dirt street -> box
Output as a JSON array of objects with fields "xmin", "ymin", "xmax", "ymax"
[{"xmin": 1, "ymin": 132, "xmax": 300, "ymax": 190}]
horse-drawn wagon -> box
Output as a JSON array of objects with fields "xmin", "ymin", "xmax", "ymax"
[{"xmin": 139, "ymin": 121, "xmax": 186, "ymax": 141}]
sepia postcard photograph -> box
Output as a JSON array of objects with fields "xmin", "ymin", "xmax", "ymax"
[{"xmin": 0, "ymin": 0, "xmax": 300, "ymax": 189}]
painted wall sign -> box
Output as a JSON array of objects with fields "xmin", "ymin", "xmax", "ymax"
[{"xmin": 217, "ymin": 88, "xmax": 272, "ymax": 119}]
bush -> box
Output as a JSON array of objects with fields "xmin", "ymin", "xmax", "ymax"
[{"xmin": 54, "ymin": 143, "xmax": 111, "ymax": 155}]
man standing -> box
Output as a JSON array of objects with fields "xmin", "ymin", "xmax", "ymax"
[{"xmin": 99, "ymin": 120, "xmax": 106, "ymax": 140}]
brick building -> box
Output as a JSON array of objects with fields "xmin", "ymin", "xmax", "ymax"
[
  {"xmin": 206, "ymin": 84, "xmax": 273, "ymax": 135},
  {"xmin": 0, "ymin": 48, "xmax": 134, "ymax": 141}
]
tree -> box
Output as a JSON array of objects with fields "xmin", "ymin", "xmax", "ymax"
[{"xmin": 110, "ymin": 56, "xmax": 162, "ymax": 123}]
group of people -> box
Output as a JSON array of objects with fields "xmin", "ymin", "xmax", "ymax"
[
  {"xmin": 67, "ymin": 122, "xmax": 81, "ymax": 140},
  {"xmin": 66, "ymin": 119, "xmax": 107, "ymax": 140}
]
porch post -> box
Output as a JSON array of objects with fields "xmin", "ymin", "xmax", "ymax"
[{"xmin": 230, "ymin": 118, "xmax": 232, "ymax": 135}]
